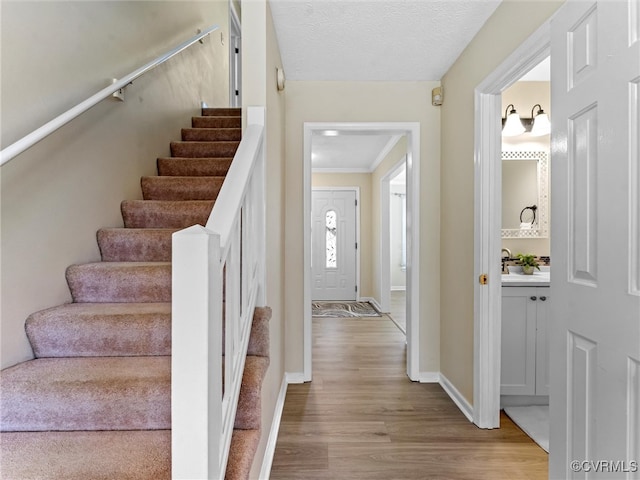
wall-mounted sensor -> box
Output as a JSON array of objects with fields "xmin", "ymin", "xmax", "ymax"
[{"xmin": 432, "ymin": 86, "xmax": 443, "ymax": 106}]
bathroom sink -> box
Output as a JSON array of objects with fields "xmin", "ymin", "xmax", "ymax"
[{"xmin": 502, "ymin": 265, "xmax": 550, "ymax": 286}]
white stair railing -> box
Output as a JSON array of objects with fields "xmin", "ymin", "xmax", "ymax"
[{"xmin": 172, "ymin": 106, "xmax": 266, "ymax": 479}]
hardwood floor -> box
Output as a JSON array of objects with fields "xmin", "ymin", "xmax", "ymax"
[
  {"xmin": 388, "ymin": 290, "xmax": 406, "ymax": 333},
  {"xmin": 271, "ymin": 315, "xmax": 548, "ymax": 479}
]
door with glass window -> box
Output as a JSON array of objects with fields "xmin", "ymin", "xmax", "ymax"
[{"xmin": 311, "ymin": 189, "xmax": 357, "ymax": 300}]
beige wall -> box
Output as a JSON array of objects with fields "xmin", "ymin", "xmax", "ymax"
[
  {"xmin": 312, "ymin": 173, "xmax": 374, "ymax": 298},
  {"xmin": 501, "ymin": 81, "xmax": 551, "ymax": 257},
  {"xmin": 242, "ymin": 1, "xmax": 287, "ymax": 478},
  {"xmin": 1, "ymin": 1, "xmax": 229, "ymax": 368},
  {"xmin": 284, "ymin": 82, "xmax": 441, "ymax": 374},
  {"xmin": 440, "ymin": 0, "xmax": 563, "ymax": 403}
]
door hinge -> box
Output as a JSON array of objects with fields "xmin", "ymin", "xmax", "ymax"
[
  {"xmin": 355, "ymin": 285, "xmax": 358, "ymax": 292},
  {"xmin": 479, "ymin": 274, "xmax": 488, "ymax": 285},
  {"xmin": 235, "ymin": 90, "xmax": 239, "ymax": 96},
  {"xmin": 235, "ymin": 47, "xmax": 239, "ymax": 54},
  {"xmin": 355, "ymin": 242, "xmax": 358, "ymax": 250},
  {"xmin": 355, "ymin": 199, "xmax": 358, "ymax": 206}
]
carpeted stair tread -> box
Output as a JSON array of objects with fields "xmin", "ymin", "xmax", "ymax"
[
  {"xmin": 0, "ymin": 106, "xmax": 271, "ymax": 477},
  {"xmin": 0, "ymin": 357, "xmax": 170, "ymax": 432},
  {"xmin": 0, "ymin": 428, "xmax": 258, "ymax": 480},
  {"xmin": 0, "ymin": 430, "xmax": 171, "ymax": 480},
  {"xmin": 202, "ymin": 107, "xmax": 241, "ymax": 117},
  {"xmin": 229, "ymin": 306, "xmax": 271, "ymax": 358},
  {"xmin": 192, "ymin": 115, "xmax": 241, "ymax": 129},
  {"xmin": 67, "ymin": 262, "xmax": 171, "ymax": 303},
  {"xmin": 26, "ymin": 303, "xmax": 171, "ymax": 358},
  {"xmin": 157, "ymin": 157, "xmax": 233, "ymax": 176},
  {"xmin": 98, "ymin": 228, "xmax": 176, "ymax": 262},
  {"xmin": 232, "ymin": 355, "xmax": 270, "ymax": 430},
  {"xmin": 121, "ymin": 199, "xmax": 214, "ymax": 228},
  {"xmin": 181, "ymin": 127, "xmax": 241, "ymax": 142},
  {"xmin": 141, "ymin": 176, "xmax": 224, "ymax": 201},
  {"xmin": 226, "ymin": 429, "xmax": 261, "ymax": 480},
  {"xmin": 170, "ymin": 141, "xmax": 240, "ymax": 158}
]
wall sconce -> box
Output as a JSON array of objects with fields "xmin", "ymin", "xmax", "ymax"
[{"xmin": 502, "ymin": 103, "xmax": 551, "ymax": 137}]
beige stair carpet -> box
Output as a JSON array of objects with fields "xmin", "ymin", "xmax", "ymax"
[{"xmin": 0, "ymin": 108, "xmax": 270, "ymax": 480}]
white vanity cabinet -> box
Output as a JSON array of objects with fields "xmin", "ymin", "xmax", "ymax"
[{"xmin": 501, "ymin": 286, "xmax": 549, "ymax": 396}]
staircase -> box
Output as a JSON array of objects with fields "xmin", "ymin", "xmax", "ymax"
[{"xmin": 0, "ymin": 108, "xmax": 270, "ymax": 479}]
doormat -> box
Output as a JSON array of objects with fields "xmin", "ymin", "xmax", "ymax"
[{"xmin": 312, "ymin": 301, "xmax": 381, "ymax": 318}]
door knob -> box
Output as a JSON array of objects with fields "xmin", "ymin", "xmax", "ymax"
[
  {"xmin": 530, "ymin": 296, "xmax": 537, "ymax": 301},
  {"xmin": 540, "ymin": 296, "xmax": 547, "ymax": 301}
]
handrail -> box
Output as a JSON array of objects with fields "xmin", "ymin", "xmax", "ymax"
[
  {"xmin": 0, "ymin": 24, "xmax": 219, "ymax": 167},
  {"xmin": 172, "ymin": 106, "xmax": 266, "ymax": 479}
]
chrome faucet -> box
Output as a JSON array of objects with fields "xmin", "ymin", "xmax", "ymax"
[{"xmin": 501, "ymin": 248, "xmax": 512, "ymax": 274}]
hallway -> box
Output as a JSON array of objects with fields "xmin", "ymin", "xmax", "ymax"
[{"xmin": 271, "ymin": 314, "xmax": 547, "ymax": 479}]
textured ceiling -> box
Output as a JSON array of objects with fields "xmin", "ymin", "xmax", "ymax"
[
  {"xmin": 269, "ymin": 0, "xmax": 502, "ymax": 81},
  {"xmin": 270, "ymin": 0, "xmax": 503, "ymax": 170},
  {"xmin": 312, "ymin": 134, "xmax": 400, "ymax": 172}
]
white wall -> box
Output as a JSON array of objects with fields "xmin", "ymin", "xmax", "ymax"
[{"xmin": 1, "ymin": 0, "xmax": 229, "ymax": 368}]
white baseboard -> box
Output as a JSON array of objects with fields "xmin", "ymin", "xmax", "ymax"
[
  {"xmin": 258, "ymin": 375, "xmax": 289, "ymax": 480},
  {"xmin": 417, "ymin": 371, "xmax": 440, "ymax": 383},
  {"xmin": 439, "ymin": 373, "xmax": 474, "ymax": 422},
  {"xmin": 390, "ymin": 286, "xmax": 406, "ymax": 291},
  {"xmin": 284, "ymin": 372, "xmax": 306, "ymax": 384},
  {"xmin": 360, "ymin": 296, "xmax": 383, "ymax": 312}
]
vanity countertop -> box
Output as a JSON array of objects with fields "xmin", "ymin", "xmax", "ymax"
[{"xmin": 501, "ymin": 265, "xmax": 550, "ymax": 287}]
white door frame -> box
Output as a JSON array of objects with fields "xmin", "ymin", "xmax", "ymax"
[
  {"xmin": 473, "ymin": 23, "xmax": 551, "ymax": 428},
  {"xmin": 229, "ymin": 1, "xmax": 241, "ymax": 108},
  {"xmin": 303, "ymin": 122, "xmax": 421, "ymax": 382},
  {"xmin": 380, "ymin": 157, "xmax": 407, "ymax": 312},
  {"xmin": 311, "ymin": 187, "xmax": 361, "ymax": 301}
]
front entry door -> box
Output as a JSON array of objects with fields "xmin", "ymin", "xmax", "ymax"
[
  {"xmin": 550, "ymin": 1, "xmax": 640, "ymax": 477},
  {"xmin": 311, "ymin": 189, "xmax": 357, "ymax": 301}
]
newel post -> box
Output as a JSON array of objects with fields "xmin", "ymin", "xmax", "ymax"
[{"xmin": 171, "ymin": 225, "xmax": 224, "ymax": 479}]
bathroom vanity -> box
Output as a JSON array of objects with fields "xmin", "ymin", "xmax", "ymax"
[{"xmin": 501, "ymin": 266, "xmax": 550, "ymax": 405}]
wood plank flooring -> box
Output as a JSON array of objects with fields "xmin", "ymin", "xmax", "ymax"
[{"xmin": 270, "ymin": 315, "xmax": 548, "ymax": 480}]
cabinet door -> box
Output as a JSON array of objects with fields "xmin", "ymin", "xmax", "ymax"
[
  {"xmin": 501, "ymin": 288, "xmax": 537, "ymax": 395},
  {"xmin": 535, "ymin": 288, "xmax": 550, "ymax": 396}
]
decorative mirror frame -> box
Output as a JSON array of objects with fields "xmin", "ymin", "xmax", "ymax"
[{"xmin": 501, "ymin": 150, "xmax": 549, "ymax": 238}]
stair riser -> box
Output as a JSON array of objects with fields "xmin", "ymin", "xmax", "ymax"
[
  {"xmin": 170, "ymin": 141, "xmax": 239, "ymax": 158},
  {"xmin": 192, "ymin": 116, "xmax": 241, "ymax": 128},
  {"xmin": 157, "ymin": 158, "xmax": 232, "ymax": 177},
  {"xmin": 202, "ymin": 108, "xmax": 241, "ymax": 117},
  {"xmin": 121, "ymin": 200, "xmax": 213, "ymax": 229},
  {"xmin": 181, "ymin": 128, "xmax": 241, "ymax": 142},
  {"xmin": 98, "ymin": 229, "xmax": 175, "ymax": 262},
  {"xmin": 141, "ymin": 177, "xmax": 223, "ymax": 201},
  {"xmin": 67, "ymin": 263, "xmax": 171, "ymax": 303}
]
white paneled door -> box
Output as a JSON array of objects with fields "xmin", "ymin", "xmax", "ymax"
[
  {"xmin": 311, "ymin": 189, "xmax": 357, "ymax": 301},
  {"xmin": 550, "ymin": 1, "xmax": 640, "ymax": 478}
]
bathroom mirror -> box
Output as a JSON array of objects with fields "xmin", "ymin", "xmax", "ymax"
[{"xmin": 501, "ymin": 150, "xmax": 549, "ymax": 238}]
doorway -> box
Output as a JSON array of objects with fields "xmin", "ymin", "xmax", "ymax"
[
  {"xmin": 311, "ymin": 188, "xmax": 359, "ymax": 301},
  {"xmin": 303, "ymin": 122, "xmax": 421, "ymax": 382},
  {"xmin": 229, "ymin": 3, "xmax": 241, "ymax": 108},
  {"xmin": 473, "ymin": 23, "xmax": 550, "ymax": 429},
  {"xmin": 381, "ymin": 159, "xmax": 407, "ymax": 333}
]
